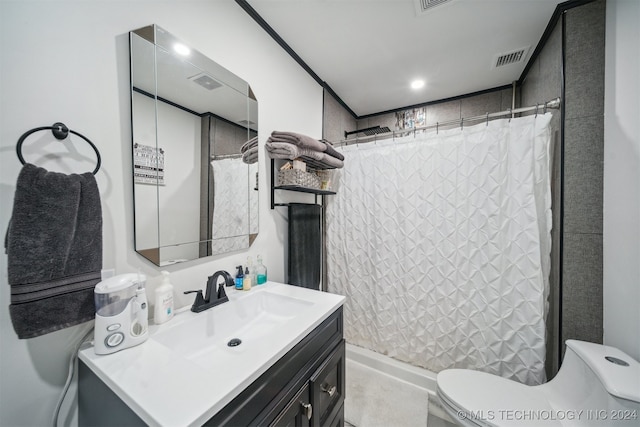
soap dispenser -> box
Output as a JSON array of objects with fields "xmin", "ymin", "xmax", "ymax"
[
  {"xmin": 246, "ymin": 256, "xmax": 256, "ymax": 286},
  {"xmin": 235, "ymin": 265, "xmax": 244, "ymax": 290},
  {"xmin": 154, "ymin": 271, "xmax": 174, "ymax": 324},
  {"xmin": 243, "ymin": 266, "xmax": 252, "ymax": 291}
]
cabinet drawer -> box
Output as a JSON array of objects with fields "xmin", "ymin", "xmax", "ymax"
[
  {"xmin": 271, "ymin": 383, "xmax": 312, "ymax": 427},
  {"xmin": 310, "ymin": 340, "xmax": 345, "ymax": 426}
]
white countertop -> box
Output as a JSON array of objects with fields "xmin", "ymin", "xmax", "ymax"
[{"xmin": 78, "ymin": 281, "xmax": 345, "ymax": 426}]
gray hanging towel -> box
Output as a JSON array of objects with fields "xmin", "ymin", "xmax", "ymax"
[
  {"xmin": 288, "ymin": 203, "xmax": 321, "ymax": 290},
  {"xmin": 5, "ymin": 164, "xmax": 102, "ymax": 339}
]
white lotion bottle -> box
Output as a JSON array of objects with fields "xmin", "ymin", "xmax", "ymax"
[{"xmin": 154, "ymin": 271, "xmax": 174, "ymax": 324}]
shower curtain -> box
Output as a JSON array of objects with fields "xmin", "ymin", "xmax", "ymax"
[
  {"xmin": 210, "ymin": 158, "xmax": 258, "ymax": 253},
  {"xmin": 326, "ymin": 114, "xmax": 552, "ymax": 385}
]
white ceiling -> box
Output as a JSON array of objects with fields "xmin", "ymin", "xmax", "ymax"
[{"xmin": 244, "ymin": 0, "xmax": 563, "ymax": 117}]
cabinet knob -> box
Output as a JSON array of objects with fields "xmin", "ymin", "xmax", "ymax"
[
  {"xmin": 300, "ymin": 402, "xmax": 313, "ymax": 420},
  {"xmin": 321, "ymin": 384, "xmax": 337, "ymax": 397}
]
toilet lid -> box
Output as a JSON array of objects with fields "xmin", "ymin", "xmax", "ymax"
[{"xmin": 437, "ymin": 369, "xmax": 562, "ymax": 427}]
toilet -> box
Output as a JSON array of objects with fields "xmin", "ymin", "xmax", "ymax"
[{"xmin": 436, "ymin": 340, "xmax": 640, "ymax": 426}]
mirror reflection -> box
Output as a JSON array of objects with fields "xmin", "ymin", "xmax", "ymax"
[{"xmin": 129, "ymin": 24, "xmax": 258, "ymax": 266}]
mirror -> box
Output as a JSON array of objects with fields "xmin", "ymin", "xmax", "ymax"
[{"xmin": 129, "ymin": 25, "xmax": 258, "ymax": 266}]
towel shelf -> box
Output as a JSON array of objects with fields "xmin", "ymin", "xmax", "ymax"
[
  {"xmin": 270, "ymin": 159, "xmax": 335, "ymax": 209},
  {"xmin": 274, "ymin": 185, "xmax": 336, "ymax": 196},
  {"xmin": 16, "ymin": 122, "xmax": 101, "ymax": 175}
]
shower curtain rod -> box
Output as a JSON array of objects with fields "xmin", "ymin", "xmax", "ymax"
[
  {"xmin": 338, "ymin": 97, "xmax": 561, "ymax": 146},
  {"xmin": 211, "ymin": 153, "xmax": 242, "ymax": 160}
]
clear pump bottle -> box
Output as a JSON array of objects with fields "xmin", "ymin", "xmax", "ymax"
[{"xmin": 256, "ymin": 255, "xmax": 267, "ymax": 285}]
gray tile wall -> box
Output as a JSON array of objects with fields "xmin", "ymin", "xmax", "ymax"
[
  {"xmin": 561, "ymin": 0, "xmax": 605, "ymax": 347},
  {"xmin": 323, "ymin": 88, "xmax": 516, "ymax": 144},
  {"xmin": 322, "ymin": 91, "xmax": 357, "ymax": 143},
  {"xmin": 521, "ymin": 16, "xmax": 563, "ymax": 379},
  {"xmin": 521, "ymin": 0, "xmax": 605, "ymax": 376}
]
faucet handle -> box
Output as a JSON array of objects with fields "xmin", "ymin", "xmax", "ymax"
[{"xmin": 184, "ymin": 290, "xmax": 205, "ymax": 312}]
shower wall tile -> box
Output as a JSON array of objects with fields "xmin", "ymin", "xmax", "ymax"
[
  {"xmin": 460, "ymin": 91, "xmax": 502, "ymax": 119},
  {"xmin": 520, "ymin": 56, "xmax": 541, "ymax": 114},
  {"xmin": 564, "ymin": 0, "xmax": 606, "ymax": 120},
  {"xmin": 426, "ymin": 100, "xmax": 461, "ymax": 125},
  {"xmin": 323, "ymin": 90, "xmax": 357, "ymax": 143},
  {"xmin": 357, "ymin": 113, "xmax": 397, "ymax": 134},
  {"xmin": 564, "ymin": 116, "xmax": 604, "ymax": 234},
  {"xmin": 537, "ymin": 19, "xmax": 563, "ymax": 106},
  {"xmin": 562, "ymin": 232, "xmax": 603, "ymax": 345},
  {"xmin": 521, "ymin": 17, "xmax": 561, "ymax": 115},
  {"xmin": 500, "ymin": 87, "xmax": 519, "ymax": 112}
]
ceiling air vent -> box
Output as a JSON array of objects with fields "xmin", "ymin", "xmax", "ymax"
[
  {"xmin": 493, "ymin": 47, "xmax": 529, "ymax": 68},
  {"xmin": 415, "ymin": 0, "xmax": 454, "ymax": 15}
]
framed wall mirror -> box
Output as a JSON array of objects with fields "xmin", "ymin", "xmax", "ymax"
[{"xmin": 129, "ymin": 24, "xmax": 258, "ymax": 266}]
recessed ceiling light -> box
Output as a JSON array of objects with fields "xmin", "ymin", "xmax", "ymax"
[
  {"xmin": 411, "ymin": 79, "xmax": 425, "ymax": 90},
  {"xmin": 173, "ymin": 43, "xmax": 190, "ymax": 56}
]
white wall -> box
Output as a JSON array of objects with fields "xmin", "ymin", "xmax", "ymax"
[
  {"xmin": 603, "ymin": 0, "xmax": 640, "ymax": 361},
  {"xmin": 0, "ymin": 1, "xmax": 323, "ymax": 425},
  {"xmin": 133, "ymin": 92, "xmax": 203, "ymax": 257}
]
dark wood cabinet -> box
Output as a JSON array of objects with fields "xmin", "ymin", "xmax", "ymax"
[
  {"xmin": 79, "ymin": 307, "xmax": 344, "ymax": 427},
  {"xmin": 309, "ymin": 340, "xmax": 345, "ymax": 427},
  {"xmin": 272, "ymin": 383, "xmax": 312, "ymax": 427},
  {"xmin": 271, "ymin": 339, "xmax": 345, "ymax": 427}
]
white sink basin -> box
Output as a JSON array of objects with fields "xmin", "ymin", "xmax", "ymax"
[
  {"xmin": 78, "ymin": 281, "xmax": 344, "ymax": 427},
  {"xmin": 152, "ymin": 289, "xmax": 314, "ymax": 363}
]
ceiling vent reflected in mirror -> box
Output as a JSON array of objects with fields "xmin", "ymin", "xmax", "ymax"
[
  {"xmin": 415, "ymin": 0, "xmax": 454, "ymax": 15},
  {"xmin": 190, "ymin": 73, "xmax": 223, "ymax": 91}
]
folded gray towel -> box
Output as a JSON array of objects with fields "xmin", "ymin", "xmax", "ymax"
[
  {"xmin": 265, "ymin": 142, "xmax": 344, "ymax": 169},
  {"xmin": 266, "ymin": 141, "xmax": 305, "ymax": 159},
  {"xmin": 242, "ymin": 146, "xmax": 259, "ymax": 164},
  {"xmin": 241, "ymin": 136, "xmax": 258, "ymax": 154},
  {"xmin": 321, "ymin": 139, "xmax": 345, "ymax": 161},
  {"xmin": 6, "ymin": 164, "xmax": 102, "ymax": 339},
  {"xmin": 270, "ymin": 131, "xmax": 327, "ymax": 152}
]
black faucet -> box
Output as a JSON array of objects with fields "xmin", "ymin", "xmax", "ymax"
[{"xmin": 184, "ymin": 270, "xmax": 233, "ymax": 313}]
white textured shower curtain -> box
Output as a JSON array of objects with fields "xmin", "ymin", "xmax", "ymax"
[{"xmin": 326, "ymin": 114, "xmax": 552, "ymax": 385}]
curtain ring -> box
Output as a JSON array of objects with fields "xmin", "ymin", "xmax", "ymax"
[
  {"xmin": 543, "ymin": 101, "xmax": 548, "ymax": 115},
  {"xmin": 486, "ymin": 112, "xmax": 489, "ymax": 126}
]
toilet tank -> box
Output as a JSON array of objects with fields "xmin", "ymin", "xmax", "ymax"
[{"xmin": 538, "ymin": 340, "xmax": 639, "ymax": 425}]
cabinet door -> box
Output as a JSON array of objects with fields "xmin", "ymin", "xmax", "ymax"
[
  {"xmin": 272, "ymin": 382, "xmax": 313, "ymax": 427},
  {"xmin": 310, "ymin": 340, "xmax": 345, "ymax": 426}
]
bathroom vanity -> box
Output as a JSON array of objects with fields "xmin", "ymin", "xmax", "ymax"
[{"xmin": 78, "ymin": 282, "xmax": 345, "ymax": 426}]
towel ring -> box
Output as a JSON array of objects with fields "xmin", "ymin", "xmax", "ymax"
[{"xmin": 16, "ymin": 122, "xmax": 101, "ymax": 175}]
